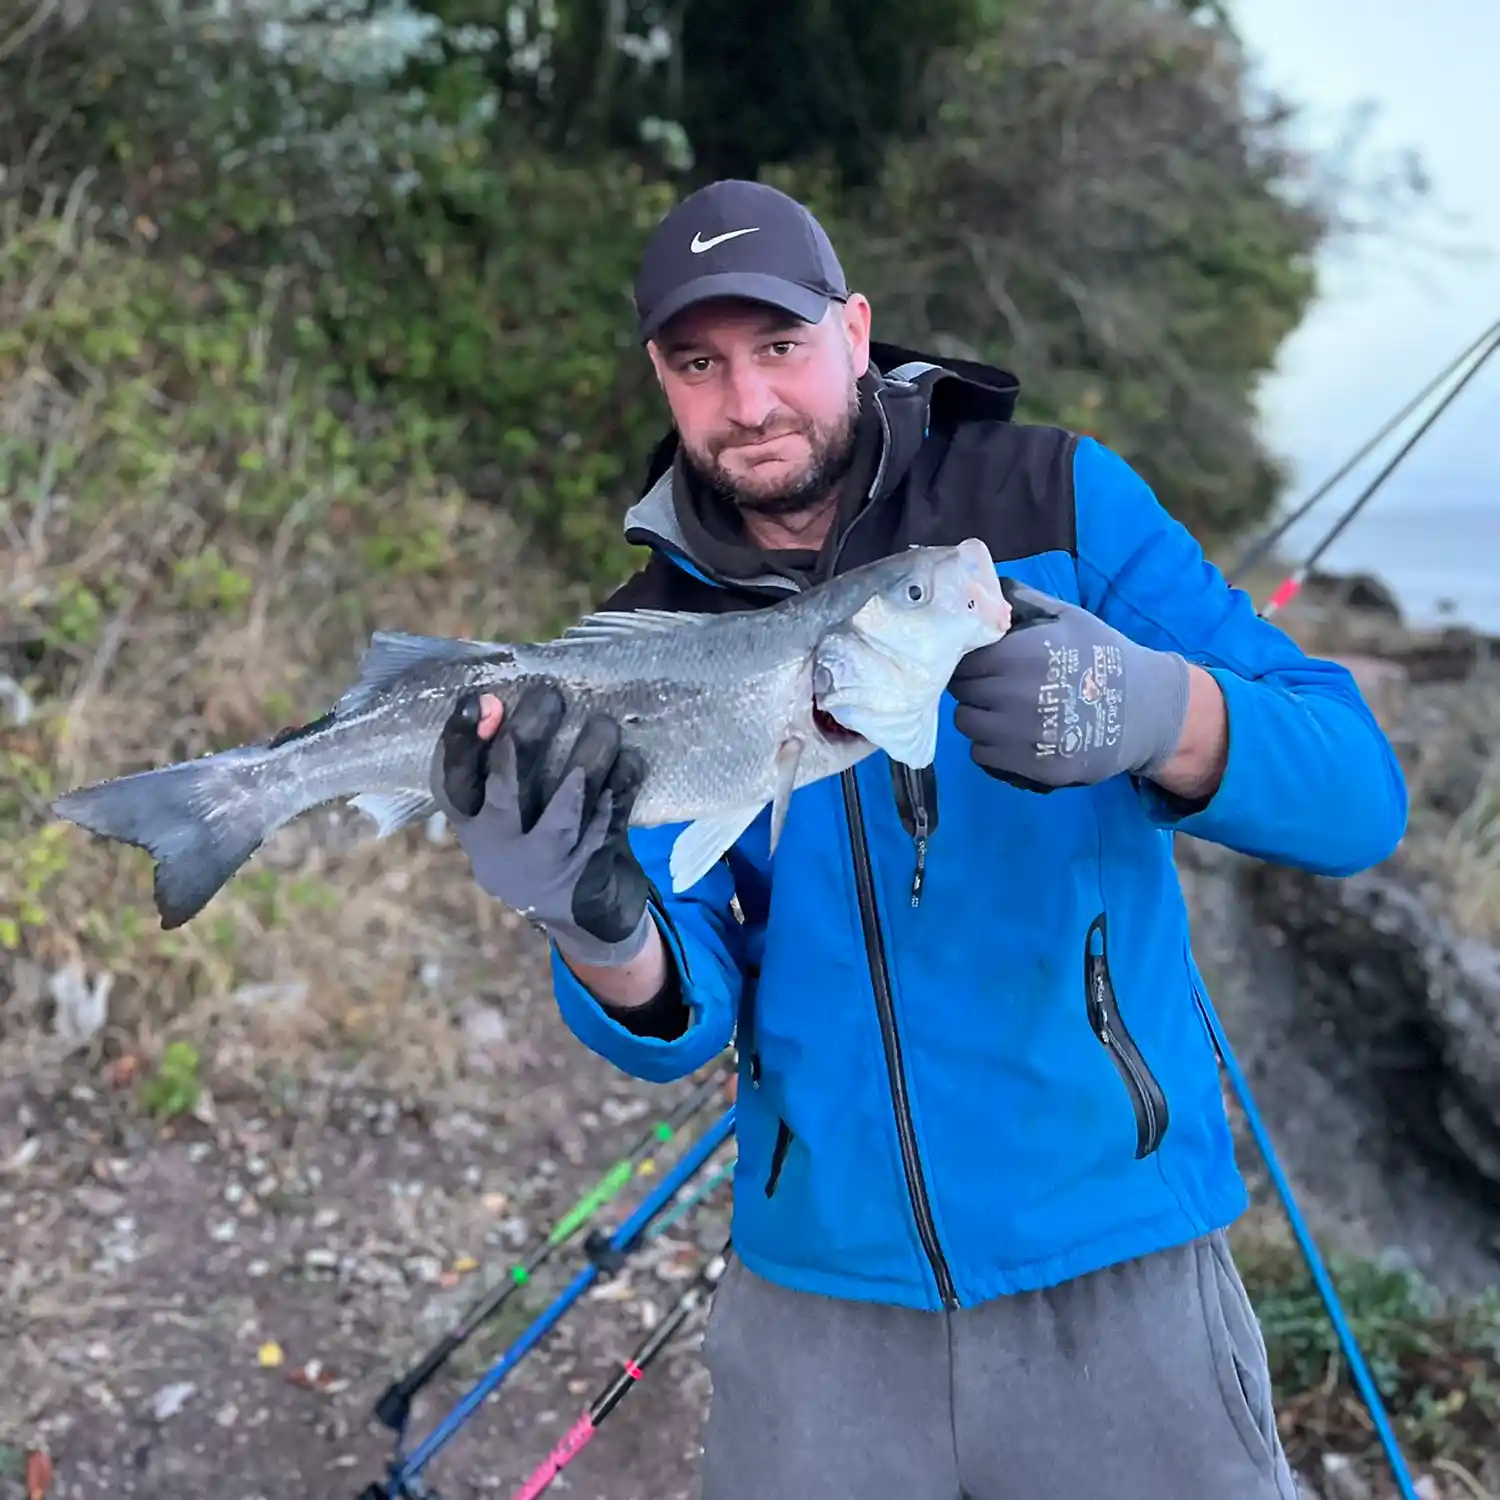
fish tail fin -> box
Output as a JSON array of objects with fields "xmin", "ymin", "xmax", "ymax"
[{"xmin": 50, "ymin": 746, "xmax": 284, "ymax": 929}]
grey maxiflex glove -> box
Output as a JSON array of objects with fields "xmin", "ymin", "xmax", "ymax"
[
  {"xmin": 434, "ymin": 683, "xmax": 656, "ymax": 967},
  {"xmin": 948, "ymin": 579, "xmax": 1191, "ymax": 792}
]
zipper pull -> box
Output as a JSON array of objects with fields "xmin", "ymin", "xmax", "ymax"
[
  {"xmin": 910, "ymin": 805, "xmax": 929, "ymax": 907},
  {"xmin": 1085, "ymin": 950, "xmax": 1108, "ymax": 1037}
]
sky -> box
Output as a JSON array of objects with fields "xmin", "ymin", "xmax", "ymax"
[{"xmin": 1227, "ymin": 0, "xmax": 1498, "ymax": 539}]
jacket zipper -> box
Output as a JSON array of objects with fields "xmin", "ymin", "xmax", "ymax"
[
  {"xmin": 642, "ymin": 387, "xmax": 959, "ymax": 1303},
  {"xmin": 841, "ymin": 768, "xmax": 958, "ymax": 1308},
  {"xmin": 838, "ymin": 392, "xmax": 955, "ymax": 1304},
  {"xmin": 1083, "ymin": 913, "xmax": 1169, "ymax": 1159}
]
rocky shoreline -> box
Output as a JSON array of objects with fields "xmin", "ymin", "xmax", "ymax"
[{"xmin": 1188, "ymin": 568, "xmax": 1500, "ymax": 1297}]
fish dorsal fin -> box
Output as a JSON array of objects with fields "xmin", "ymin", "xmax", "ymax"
[
  {"xmin": 337, "ymin": 631, "xmax": 513, "ymax": 713},
  {"xmin": 554, "ymin": 608, "xmax": 717, "ymax": 644}
]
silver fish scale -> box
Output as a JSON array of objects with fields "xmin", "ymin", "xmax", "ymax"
[
  {"xmin": 489, "ymin": 591, "xmax": 883, "ymax": 826},
  {"xmin": 462, "ymin": 635, "xmax": 862, "ymax": 828}
]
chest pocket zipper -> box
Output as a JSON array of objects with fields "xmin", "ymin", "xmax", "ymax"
[
  {"xmin": 765, "ymin": 1118, "xmax": 793, "ymax": 1197},
  {"xmin": 1083, "ymin": 912, "xmax": 1170, "ymax": 1158}
]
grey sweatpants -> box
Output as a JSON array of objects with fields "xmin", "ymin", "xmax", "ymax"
[{"xmin": 696, "ymin": 1230, "xmax": 1302, "ymax": 1500}]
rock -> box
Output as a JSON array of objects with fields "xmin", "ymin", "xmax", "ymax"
[
  {"xmin": 1320, "ymin": 1452, "xmax": 1371, "ymax": 1500},
  {"xmin": 75, "ymin": 1186, "xmax": 126, "ymax": 1218},
  {"xmin": 1246, "ymin": 860, "xmax": 1500, "ymax": 1200},
  {"xmin": 149, "ymin": 1382, "xmax": 196, "ymax": 1422},
  {"xmin": 456, "ymin": 998, "xmax": 510, "ymax": 1075},
  {"xmin": 48, "ymin": 963, "xmax": 113, "ymax": 1048},
  {"xmin": 1304, "ymin": 568, "xmax": 1404, "ymax": 621}
]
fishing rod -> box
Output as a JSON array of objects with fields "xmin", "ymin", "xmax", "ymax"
[
  {"xmin": 372, "ymin": 1056, "xmax": 733, "ymax": 1438},
  {"xmin": 360, "ymin": 1102, "xmax": 737, "ymax": 1500},
  {"xmin": 1250, "ymin": 319, "xmax": 1500, "ymax": 619},
  {"xmin": 505, "ymin": 1242, "xmax": 733, "ymax": 1500},
  {"xmin": 1232, "ymin": 314, "xmax": 1500, "ymax": 582},
  {"xmin": 639, "ymin": 1150, "xmax": 736, "ymax": 1241}
]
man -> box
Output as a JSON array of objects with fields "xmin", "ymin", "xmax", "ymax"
[{"xmin": 435, "ymin": 181, "xmax": 1408, "ymax": 1498}]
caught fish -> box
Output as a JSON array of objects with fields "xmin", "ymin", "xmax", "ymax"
[{"xmin": 49, "ymin": 537, "xmax": 1012, "ymax": 928}]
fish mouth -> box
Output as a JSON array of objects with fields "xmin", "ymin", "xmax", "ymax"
[
  {"xmin": 812, "ymin": 705, "xmax": 865, "ymax": 745},
  {"xmin": 810, "ymin": 661, "xmax": 866, "ymax": 747}
]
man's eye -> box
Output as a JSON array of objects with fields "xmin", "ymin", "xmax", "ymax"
[{"xmin": 769, "ymin": 341, "xmax": 795, "ymax": 356}]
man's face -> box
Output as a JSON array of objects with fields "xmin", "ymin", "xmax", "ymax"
[{"xmin": 647, "ymin": 295, "xmax": 873, "ymax": 518}]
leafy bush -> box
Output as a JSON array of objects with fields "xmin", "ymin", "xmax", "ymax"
[{"xmin": 1, "ymin": 0, "xmax": 1399, "ymax": 592}]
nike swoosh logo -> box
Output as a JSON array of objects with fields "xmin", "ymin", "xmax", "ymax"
[{"xmin": 690, "ymin": 227, "xmax": 760, "ymax": 253}]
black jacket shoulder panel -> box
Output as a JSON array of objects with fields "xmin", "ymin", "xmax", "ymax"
[
  {"xmin": 598, "ymin": 550, "xmax": 751, "ymax": 615},
  {"xmin": 908, "ymin": 419, "xmax": 1079, "ymax": 565}
]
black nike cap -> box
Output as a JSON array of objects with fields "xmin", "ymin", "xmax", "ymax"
[{"xmin": 633, "ymin": 179, "xmax": 849, "ymax": 343}]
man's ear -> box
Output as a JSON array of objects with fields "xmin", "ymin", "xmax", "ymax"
[
  {"xmin": 841, "ymin": 293, "xmax": 872, "ymax": 378},
  {"xmin": 645, "ymin": 339, "xmax": 668, "ymax": 391}
]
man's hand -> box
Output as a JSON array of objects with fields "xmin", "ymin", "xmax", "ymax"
[
  {"xmin": 434, "ymin": 683, "xmax": 656, "ymax": 968},
  {"xmin": 948, "ymin": 579, "xmax": 1192, "ymax": 792}
]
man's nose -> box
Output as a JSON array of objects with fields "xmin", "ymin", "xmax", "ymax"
[{"xmin": 721, "ymin": 361, "xmax": 780, "ymax": 429}]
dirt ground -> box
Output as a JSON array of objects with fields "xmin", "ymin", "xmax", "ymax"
[
  {"xmin": 0, "ymin": 923, "xmax": 735, "ymax": 1500},
  {"xmin": 6, "ymin": 856, "xmax": 1497, "ymax": 1500}
]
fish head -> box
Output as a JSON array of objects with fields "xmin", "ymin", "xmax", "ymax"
[{"xmin": 808, "ymin": 539, "xmax": 1013, "ymax": 768}]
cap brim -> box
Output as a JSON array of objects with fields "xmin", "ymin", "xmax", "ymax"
[{"xmin": 639, "ymin": 272, "xmax": 833, "ymax": 342}]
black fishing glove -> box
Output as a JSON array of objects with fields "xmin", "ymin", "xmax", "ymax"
[
  {"xmin": 434, "ymin": 683, "xmax": 655, "ymax": 966},
  {"xmin": 949, "ymin": 579, "xmax": 1191, "ymax": 793}
]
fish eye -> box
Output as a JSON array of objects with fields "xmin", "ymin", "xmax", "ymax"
[{"xmin": 905, "ymin": 582, "xmax": 926, "ymax": 603}]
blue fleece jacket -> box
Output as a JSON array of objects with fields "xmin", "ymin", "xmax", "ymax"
[{"xmin": 546, "ymin": 435, "xmax": 1408, "ymax": 1311}]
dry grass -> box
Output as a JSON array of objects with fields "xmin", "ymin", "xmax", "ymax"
[
  {"xmin": 1392, "ymin": 647, "xmax": 1500, "ymax": 944},
  {"xmin": 1441, "ymin": 748, "xmax": 1500, "ymax": 942},
  {"xmin": 0, "ymin": 191, "xmax": 600, "ymax": 1092}
]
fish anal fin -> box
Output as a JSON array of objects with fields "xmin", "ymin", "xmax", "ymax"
[
  {"xmin": 668, "ymin": 804, "xmax": 765, "ymax": 893},
  {"xmin": 349, "ymin": 789, "xmax": 438, "ymax": 839}
]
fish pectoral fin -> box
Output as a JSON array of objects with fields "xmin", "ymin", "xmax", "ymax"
[
  {"xmin": 339, "ymin": 631, "xmax": 514, "ymax": 713},
  {"xmin": 554, "ymin": 607, "xmax": 718, "ymax": 644},
  {"xmin": 822, "ymin": 698, "xmax": 941, "ymax": 770},
  {"xmin": 768, "ymin": 736, "xmax": 804, "ymax": 856},
  {"xmin": 349, "ymin": 789, "xmax": 439, "ymax": 839},
  {"xmin": 668, "ymin": 804, "xmax": 766, "ymax": 894}
]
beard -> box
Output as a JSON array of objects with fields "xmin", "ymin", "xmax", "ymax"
[{"xmin": 681, "ymin": 380, "xmax": 863, "ymax": 521}]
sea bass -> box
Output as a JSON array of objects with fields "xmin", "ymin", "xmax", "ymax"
[{"xmin": 50, "ymin": 537, "xmax": 1012, "ymax": 929}]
